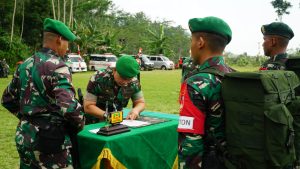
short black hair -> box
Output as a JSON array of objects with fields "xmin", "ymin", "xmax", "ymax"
[
  {"xmin": 276, "ymin": 36, "xmax": 289, "ymax": 48},
  {"xmin": 194, "ymin": 32, "xmax": 227, "ymax": 52}
]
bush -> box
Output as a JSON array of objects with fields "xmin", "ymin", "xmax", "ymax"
[{"xmin": 0, "ymin": 31, "xmax": 31, "ymax": 69}]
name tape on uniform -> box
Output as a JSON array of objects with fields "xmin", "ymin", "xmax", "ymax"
[{"xmin": 178, "ymin": 116, "xmax": 194, "ymax": 130}]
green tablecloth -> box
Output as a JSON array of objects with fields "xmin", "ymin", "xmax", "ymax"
[{"xmin": 78, "ymin": 110, "xmax": 179, "ymax": 169}]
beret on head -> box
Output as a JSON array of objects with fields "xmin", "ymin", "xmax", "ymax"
[
  {"xmin": 261, "ymin": 22, "xmax": 294, "ymax": 40},
  {"xmin": 188, "ymin": 16, "xmax": 232, "ymax": 44},
  {"xmin": 116, "ymin": 55, "xmax": 140, "ymax": 78},
  {"xmin": 44, "ymin": 18, "xmax": 76, "ymax": 41}
]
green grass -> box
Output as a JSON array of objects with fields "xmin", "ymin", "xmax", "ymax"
[{"xmin": 0, "ymin": 66, "xmax": 257, "ymax": 169}]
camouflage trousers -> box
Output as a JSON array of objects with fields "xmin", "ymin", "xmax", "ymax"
[
  {"xmin": 16, "ymin": 120, "xmax": 73, "ymax": 169},
  {"xmin": 178, "ymin": 133, "xmax": 203, "ymax": 169}
]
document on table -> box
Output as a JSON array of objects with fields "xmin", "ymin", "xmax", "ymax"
[
  {"xmin": 121, "ymin": 120, "xmax": 150, "ymax": 127},
  {"xmin": 88, "ymin": 120, "xmax": 151, "ymax": 133},
  {"xmin": 89, "ymin": 128, "xmax": 100, "ymax": 134}
]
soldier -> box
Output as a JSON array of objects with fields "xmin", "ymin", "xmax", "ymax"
[
  {"xmin": 181, "ymin": 56, "xmax": 197, "ymax": 83},
  {"xmin": 83, "ymin": 55, "xmax": 145, "ymax": 124},
  {"xmin": 177, "ymin": 16, "xmax": 233, "ymax": 169},
  {"xmin": 1, "ymin": 18, "xmax": 84, "ymax": 168},
  {"xmin": 259, "ymin": 22, "xmax": 294, "ymax": 70}
]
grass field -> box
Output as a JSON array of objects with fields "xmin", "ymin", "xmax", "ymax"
[{"xmin": 0, "ymin": 65, "xmax": 258, "ymax": 169}]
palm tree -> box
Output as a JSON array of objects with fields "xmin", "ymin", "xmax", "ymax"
[{"xmin": 146, "ymin": 24, "xmax": 168, "ymax": 55}]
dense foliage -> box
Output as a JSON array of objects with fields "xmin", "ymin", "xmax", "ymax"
[{"xmin": 0, "ymin": 0, "xmax": 191, "ymax": 67}]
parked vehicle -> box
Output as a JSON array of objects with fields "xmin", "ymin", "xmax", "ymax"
[
  {"xmin": 147, "ymin": 55, "xmax": 174, "ymax": 70},
  {"xmin": 88, "ymin": 53, "xmax": 117, "ymax": 71},
  {"xmin": 140, "ymin": 55, "xmax": 154, "ymax": 71},
  {"xmin": 67, "ymin": 54, "xmax": 87, "ymax": 73}
]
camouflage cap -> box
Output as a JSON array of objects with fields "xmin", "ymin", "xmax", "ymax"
[
  {"xmin": 261, "ymin": 22, "xmax": 294, "ymax": 40},
  {"xmin": 43, "ymin": 18, "xmax": 76, "ymax": 41},
  {"xmin": 116, "ymin": 55, "xmax": 140, "ymax": 78},
  {"xmin": 188, "ymin": 16, "xmax": 232, "ymax": 44}
]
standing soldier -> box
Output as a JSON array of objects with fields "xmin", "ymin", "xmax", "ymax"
[
  {"xmin": 1, "ymin": 18, "xmax": 84, "ymax": 168},
  {"xmin": 135, "ymin": 54, "xmax": 142, "ymax": 81},
  {"xmin": 259, "ymin": 22, "xmax": 294, "ymax": 70},
  {"xmin": 181, "ymin": 56, "xmax": 197, "ymax": 83},
  {"xmin": 177, "ymin": 16, "xmax": 233, "ymax": 169},
  {"xmin": 83, "ymin": 55, "xmax": 145, "ymax": 124}
]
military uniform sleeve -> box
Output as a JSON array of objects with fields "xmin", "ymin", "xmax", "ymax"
[
  {"xmin": 1, "ymin": 69, "xmax": 21, "ymax": 118},
  {"xmin": 131, "ymin": 80, "xmax": 144, "ymax": 101},
  {"xmin": 85, "ymin": 72, "xmax": 102, "ymax": 102},
  {"xmin": 52, "ymin": 65, "xmax": 84, "ymax": 129}
]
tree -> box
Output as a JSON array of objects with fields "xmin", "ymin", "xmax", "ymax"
[
  {"xmin": 20, "ymin": 0, "xmax": 25, "ymax": 39},
  {"xmin": 271, "ymin": 0, "xmax": 292, "ymax": 21},
  {"xmin": 51, "ymin": 0, "xmax": 56, "ymax": 19},
  {"xmin": 146, "ymin": 24, "xmax": 168, "ymax": 55},
  {"xmin": 22, "ymin": 0, "xmax": 52, "ymax": 49},
  {"xmin": 10, "ymin": 0, "xmax": 17, "ymax": 46}
]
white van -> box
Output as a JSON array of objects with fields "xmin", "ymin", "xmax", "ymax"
[
  {"xmin": 67, "ymin": 54, "xmax": 87, "ymax": 73},
  {"xmin": 147, "ymin": 55, "xmax": 174, "ymax": 70},
  {"xmin": 88, "ymin": 54, "xmax": 118, "ymax": 71}
]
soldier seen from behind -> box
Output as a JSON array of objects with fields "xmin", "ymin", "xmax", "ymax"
[
  {"xmin": 83, "ymin": 55, "xmax": 145, "ymax": 124},
  {"xmin": 1, "ymin": 18, "xmax": 85, "ymax": 168},
  {"xmin": 177, "ymin": 16, "xmax": 234, "ymax": 169},
  {"xmin": 259, "ymin": 22, "xmax": 294, "ymax": 70}
]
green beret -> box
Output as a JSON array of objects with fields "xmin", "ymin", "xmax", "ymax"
[
  {"xmin": 261, "ymin": 22, "xmax": 294, "ymax": 40},
  {"xmin": 188, "ymin": 16, "xmax": 232, "ymax": 44},
  {"xmin": 43, "ymin": 18, "xmax": 76, "ymax": 41},
  {"xmin": 116, "ymin": 55, "xmax": 140, "ymax": 78}
]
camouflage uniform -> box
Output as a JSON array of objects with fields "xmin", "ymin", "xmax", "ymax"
[
  {"xmin": 181, "ymin": 57, "xmax": 197, "ymax": 83},
  {"xmin": 259, "ymin": 53, "xmax": 288, "ymax": 70},
  {"xmin": 84, "ymin": 67, "xmax": 143, "ymax": 124},
  {"xmin": 1, "ymin": 48, "xmax": 84, "ymax": 168},
  {"xmin": 178, "ymin": 56, "xmax": 233, "ymax": 169}
]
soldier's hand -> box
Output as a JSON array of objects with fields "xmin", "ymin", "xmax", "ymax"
[
  {"xmin": 103, "ymin": 112, "xmax": 110, "ymax": 122},
  {"xmin": 126, "ymin": 110, "xmax": 139, "ymax": 120}
]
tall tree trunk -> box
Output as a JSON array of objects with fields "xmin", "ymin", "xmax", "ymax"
[
  {"xmin": 52, "ymin": 0, "xmax": 56, "ymax": 19},
  {"xmin": 20, "ymin": 0, "xmax": 25, "ymax": 38},
  {"xmin": 63, "ymin": 0, "xmax": 66, "ymax": 23},
  {"xmin": 57, "ymin": 0, "xmax": 60, "ymax": 21},
  {"xmin": 69, "ymin": 0, "xmax": 73, "ymax": 27},
  {"xmin": 10, "ymin": 0, "xmax": 17, "ymax": 46}
]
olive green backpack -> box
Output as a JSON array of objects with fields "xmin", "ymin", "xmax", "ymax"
[{"xmin": 222, "ymin": 70, "xmax": 300, "ymax": 169}]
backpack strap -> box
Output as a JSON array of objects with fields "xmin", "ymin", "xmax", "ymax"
[{"xmin": 188, "ymin": 67, "xmax": 225, "ymax": 80}]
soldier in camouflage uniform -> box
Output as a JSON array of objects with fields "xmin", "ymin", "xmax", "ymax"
[
  {"xmin": 1, "ymin": 18, "xmax": 84, "ymax": 169},
  {"xmin": 84, "ymin": 55, "xmax": 145, "ymax": 124},
  {"xmin": 259, "ymin": 22, "xmax": 294, "ymax": 70},
  {"xmin": 177, "ymin": 17, "xmax": 233, "ymax": 169},
  {"xmin": 181, "ymin": 57, "xmax": 197, "ymax": 83}
]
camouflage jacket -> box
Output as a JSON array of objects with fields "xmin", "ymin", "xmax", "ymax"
[
  {"xmin": 1, "ymin": 48, "xmax": 84, "ymax": 129},
  {"xmin": 178, "ymin": 56, "xmax": 233, "ymax": 153},
  {"xmin": 85, "ymin": 67, "xmax": 143, "ymax": 123},
  {"xmin": 260, "ymin": 53, "xmax": 288, "ymax": 70}
]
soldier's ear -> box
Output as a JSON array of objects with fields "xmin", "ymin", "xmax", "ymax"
[
  {"xmin": 56, "ymin": 36, "xmax": 63, "ymax": 45},
  {"xmin": 271, "ymin": 37, "xmax": 277, "ymax": 46},
  {"xmin": 198, "ymin": 36, "xmax": 205, "ymax": 49}
]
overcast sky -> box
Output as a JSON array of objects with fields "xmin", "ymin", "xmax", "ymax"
[{"xmin": 112, "ymin": 0, "xmax": 300, "ymax": 56}]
